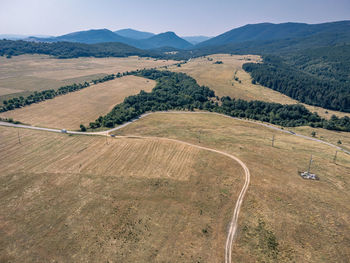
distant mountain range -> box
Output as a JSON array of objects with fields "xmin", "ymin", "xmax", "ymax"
[
  {"xmin": 113, "ymin": 29, "xmax": 211, "ymax": 45},
  {"xmin": 28, "ymin": 29, "xmax": 129, "ymax": 45},
  {"xmin": 26, "ymin": 29, "xmax": 195, "ymax": 50},
  {"xmin": 0, "ymin": 34, "xmax": 51, "ymax": 40},
  {"xmin": 2, "ymin": 20, "xmax": 350, "ymax": 57}
]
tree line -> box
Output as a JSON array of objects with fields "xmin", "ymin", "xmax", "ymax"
[
  {"xmin": 88, "ymin": 69, "xmax": 215, "ymax": 128},
  {"xmin": 0, "ymin": 73, "xmax": 124, "ymax": 112},
  {"xmin": 0, "ymin": 40, "xmax": 181, "ymax": 60},
  {"xmin": 89, "ymin": 69, "xmax": 350, "ymax": 132}
]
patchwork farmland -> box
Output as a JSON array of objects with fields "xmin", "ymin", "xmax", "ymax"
[{"xmin": 0, "ymin": 76, "xmax": 156, "ymax": 129}]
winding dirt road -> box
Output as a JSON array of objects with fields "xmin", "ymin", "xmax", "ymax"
[
  {"xmin": 0, "ymin": 118, "xmax": 250, "ymax": 263},
  {"xmin": 1, "ymin": 110, "xmax": 349, "ymax": 262},
  {"xmin": 122, "ymin": 135, "xmax": 250, "ymax": 263}
]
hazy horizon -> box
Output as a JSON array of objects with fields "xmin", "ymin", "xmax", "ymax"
[{"xmin": 1, "ymin": 0, "xmax": 350, "ymax": 37}]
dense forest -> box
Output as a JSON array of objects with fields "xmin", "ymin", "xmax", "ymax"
[
  {"xmin": 90, "ymin": 70, "xmax": 350, "ymax": 132},
  {"xmin": 243, "ymin": 46, "xmax": 350, "ymax": 113},
  {"xmin": 288, "ymin": 45, "xmax": 350, "ymax": 84},
  {"xmin": 0, "ymin": 74, "xmax": 119, "ymax": 112},
  {"xmin": 0, "ymin": 40, "xmax": 167, "ymax": 59}
]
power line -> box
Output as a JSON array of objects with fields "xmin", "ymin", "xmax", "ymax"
[
  {"xmin": 307, "ymin": 154, "xmax": 313, "ymax": 174},
  {"xmin": 17, "ymin": 130, "xmax": 21, "ymax": 144},
  {"xmin": 333, "ymin": 151, "xmax": 338, "ymax": 164}
]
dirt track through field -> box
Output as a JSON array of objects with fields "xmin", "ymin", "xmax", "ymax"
[
  {"xmin": 2, "ymin": 109, "xmax": 350, "ymax": 261},
  {"xmin": 148, "ymin": 136, "xmax": 250, "ymax": 263},
  {"xmin": 0, "ymin": 117, "xmax": 251, "ymax": 263},
  {"xmin": 110, "ymin": 134, "xmax": 250, "ymax": 263}
]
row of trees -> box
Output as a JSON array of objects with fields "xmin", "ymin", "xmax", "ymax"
[
  {"xmin": 243, "ymin": 55, "xmax": 350, "ymax": 113},
  {"xmin": 91, "ymin": 69, "xmax": 350, "ymax": 132},
  {"xmin": 216, "ymin": 97, "xmax": 350, "ymax": 131},
  {"xmin": 0, "ymin": 74, "xmax": 121, "ymax": 112},
  {"xmin": 0, "ymin": 40, "xmax": 167, "ymax": 59},
  {"xmin": 217, "ymin": 97, "xmax": 322, "ymax": 127}
]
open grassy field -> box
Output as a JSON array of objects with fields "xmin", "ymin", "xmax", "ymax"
[
  {"xmin": 113, "ymin": 112, "xmax": 350, "ymax": 263},
  {"xmin": 168, "ymin": 54, "xmax": 350, "ymax": 119},
  {"xmin": 0, "ymin": 125, "xmax": 243, "ymax": 262},
  {"xmin": 0, "ymin": 54, "xmax": 176, "ymax": 103},
  {"xmin": 0, "ymin": 76, "xmax": 155, "ymax": 130}
]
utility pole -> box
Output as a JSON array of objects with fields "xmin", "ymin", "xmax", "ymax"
[
  {"xmin": 333, "ymin": 151, "xmax": 338, "ymax": 164},
  {"xmin": 17, "ymin": 130, "xmax": 21, "ymax": 144},
  {"xmin": 271, "ymin": 135, "xmax": 275, "ymax": 147},
  {"xmin": 307, "ymin": 154, "xmax": 313, "ymax": 174}
]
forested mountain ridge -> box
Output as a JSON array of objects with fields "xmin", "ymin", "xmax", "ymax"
[
  {"xmin": 26, "ymin": 29, "xmax": 192, "ymax": 50},
  {"xmin": 28, "ymin": 29, "xmax": 131, "ymax": 44},
  {"xmin": 142, "ymin": 32, "xmax": 193, "ymax": 49},
  {"xmin": 196, "ymin": 21, "xmax": 350, "ymax": 48},
  {"xmin": 0, "ymin": 39, "xmax": 162, "ymax": 59},
  {"xmin": 189, "ymin": 31, "xmax": 350, "ymax": 58},
  {"xmin": 114, "ymin": 29, "xmax": 155, "ymax": 40}
]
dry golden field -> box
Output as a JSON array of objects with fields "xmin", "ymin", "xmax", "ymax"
[
  {"xmin": 113, "ymin": 112, "xmax": 350, "ymax": 263},
  {"xmin": 1, "ymin": 52, "xmax": 350, "ymax": 263},
  {"xmin": 0, "ymin": 125, "xmax": 243, "ymax": 262},
  {"xmin": 168, "ymin": 54, "xmax": 350, "ymax": 119},
  {"xmin": 0, "ymin": 54, "xmax": 176, "ymax": 102},
  {"xmin": 0, "ymin": 76, "xmax": 155, "ymax": 130}
]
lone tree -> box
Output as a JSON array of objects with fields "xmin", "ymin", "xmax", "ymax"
[
  {"xmin": 80, "ymin": 124, "xmax": 87, "ymax": 132},
  {"xmin": 311, "ymin": 131, "xmax": 316, "ymax": 137}
]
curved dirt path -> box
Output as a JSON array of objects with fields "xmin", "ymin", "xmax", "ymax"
[
  {"xmin": 0, "ymin": 119, "xmax": 250, "ymax": 263},
  {"xmin": 117, "ymin": 135, "xmax": 250, "ymax": 263},
  {"xmin": 2, "ymin": 109, "xmax": 350, "ymax": 262},
  {"xmin": 175, "ymin": 138, "xmax": 250, "ymax": 263}
]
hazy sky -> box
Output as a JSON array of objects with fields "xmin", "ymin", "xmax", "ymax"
[{"xmin": 1, "ymin": 0, "xmax": 350, "ymax": 36}]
